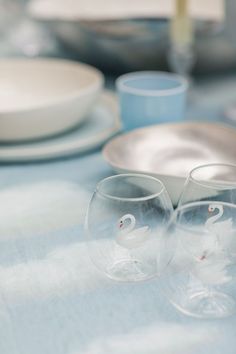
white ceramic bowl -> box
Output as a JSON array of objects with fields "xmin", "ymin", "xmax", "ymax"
[
  {"xmin": 28, "ymin": 0, "xmax": 235, "ymax": 75},
  {"xmin": 0, "ymin": 59, "xmax": 104, "ymax": 141},
  {"xmin": 103, "ymin": 122, "xmax": 236, "ymax": 205}
]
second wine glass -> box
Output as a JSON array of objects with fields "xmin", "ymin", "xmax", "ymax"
[
  {"xmin": 160, "ymin": 201, "xmax": 236, "ymax": 319},
  {"xmin": 178, "ymin": 163, "xmax": 236, "ymax": 206}
]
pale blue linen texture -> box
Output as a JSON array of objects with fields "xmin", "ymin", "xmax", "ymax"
[{"xmin": 0, "ymin": 74, "xmax": 235, "ymax": 354}]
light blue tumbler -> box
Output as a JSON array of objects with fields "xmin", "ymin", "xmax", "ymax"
[{"xmin": 116, "ymin": 71, "xmax": 188, "ymax": 131}]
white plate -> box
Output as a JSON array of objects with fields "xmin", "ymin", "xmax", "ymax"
[
  {"xmin": 29, "ymin": 0, "xmax": 223, "ymax": 21},
  {"xmin": 0, "ymin": 58, "xmax": 103, "ymax": 141},
  {"xmin": 0, "ymin": 91, "xmax": 120, "ymax": 161},
  {"xmin": 103, "ymin": 122, "xmax": 236, "ymax": 205}
]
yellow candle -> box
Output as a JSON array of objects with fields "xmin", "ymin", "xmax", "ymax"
[{"xmin": 171, "ymin": 0, "xmax": 193, "ymax": 46}]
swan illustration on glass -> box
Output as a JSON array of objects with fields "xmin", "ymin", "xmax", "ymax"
[
  {"xmin": 116, "ymin": 214, "xmax": 150, "ymax": 249},
  {"xmin": 206, "ymin": 204, "xmax": 233, "ymax": 234},
  {"xmin": 199, "ymin": 204, "xmax": 233, "ymax": 260},
  {"xmin": 192, "ymin": 256, "xmax": 232, "ymax": 286},
  {"xmin": 194, "ymin": 203, "xmax": 234, "ymax": 285}
]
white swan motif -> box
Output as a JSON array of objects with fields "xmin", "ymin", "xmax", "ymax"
[
  {"xmin": 190, "ymin": 203, "xmax": 235, "ymax": 286},
  {"xmin": 192, "ymin": 257, "xmax": 232, "ymax": 285},
  {"xmin": 205, "ymin": 204, "xmax": 233, "ymax": 234},
  {"xmin": 199, "ymin": 204, "xmax": 233, "ymax": 259},
  {"xmin": 116, "ymin": 214, "xmax": 150, "ymax": 249}
]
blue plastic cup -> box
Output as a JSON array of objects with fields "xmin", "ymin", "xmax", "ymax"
[{"xmin": 116, "ymin": 71, "xmax": 188, "ymax": 131}]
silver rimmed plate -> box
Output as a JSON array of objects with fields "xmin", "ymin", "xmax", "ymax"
[
  {"xmin": 103, "ymin": 122, "xmax": 236, "ymax": 205},
  {"xmin": 0, "ymin": 90, "xmax": 120, "ymax": 162}
]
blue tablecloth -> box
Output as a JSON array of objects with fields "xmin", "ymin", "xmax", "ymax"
[{"xmin": 0, "ymin": 73, "xmax": 236, "ymax": 354}]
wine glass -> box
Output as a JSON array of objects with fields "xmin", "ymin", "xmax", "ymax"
[
  {"xmin": 178, "ymin": 163, "xmax": 236, "ymax": 206},
  {"xmin": 85, "ymin": 174, "xmax": 173, "ymax": 282},
  {"xmin": 160, "ymin": 201, "xmax": 236, "ymax": 319}
]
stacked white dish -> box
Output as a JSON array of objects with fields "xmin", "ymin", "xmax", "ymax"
[
  {"xmin": 0, "ymin": 58, "xmax": 120, "ymax": 160},
  {"xmin": 27, "ymin": 0, "xmax": 233, "ymax": 75}
]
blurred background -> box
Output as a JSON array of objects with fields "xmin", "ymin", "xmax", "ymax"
[{"xmin": 1, "ymin": 0, "xmax": 236, "ymax": 76}]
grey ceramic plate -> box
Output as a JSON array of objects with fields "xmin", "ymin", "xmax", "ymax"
[
  {"xmin": 103, "ymin": 122, "xmax": 236, "ymax": 205},
  {"xmin": 0, "ymin": 90, "xmax": 120, "ymax": 162}
]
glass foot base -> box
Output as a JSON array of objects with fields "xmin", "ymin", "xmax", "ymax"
[
  {"xmin": 106, "ymin": 259, "xmax": 154, "ymax": 282},
  {"xmin": 173, "ymin": 291, "xmax": 236, "ymax": 319}
]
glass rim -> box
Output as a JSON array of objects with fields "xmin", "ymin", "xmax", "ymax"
[
  {"xmin": 189, "ymin": 162, "xmax": 236, "ymax": 189},
  {"xmin": 96, "ymin": 173, "xmax": 166, "ymax": 202},
  {"xmin": 116, "ymin": 71, "xmax": 188, "ymax": 97}
]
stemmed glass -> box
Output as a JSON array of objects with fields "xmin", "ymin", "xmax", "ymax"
[
  {"xmin": 160, "ymin": 201, "xmax": 236, "ymax": 319},
  {"xmin": 178, "ymin": 163, "xmax": 236, "ymax": 206},
  {"xmin": 85, "ymin": 174, "xmax": 173, "ymax": 282}
]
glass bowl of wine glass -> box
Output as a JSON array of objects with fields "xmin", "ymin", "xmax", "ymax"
[
  {"xmin": 85, "ymin": 173, "xmax": 173, "ymax": 282},
  {"xmin": 160, "ymin": 201, "xmax": 236, "ymax": 319},
  {"xmin": 178, "ymin": 163, "xmax": 236, "ymax": 206}
]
